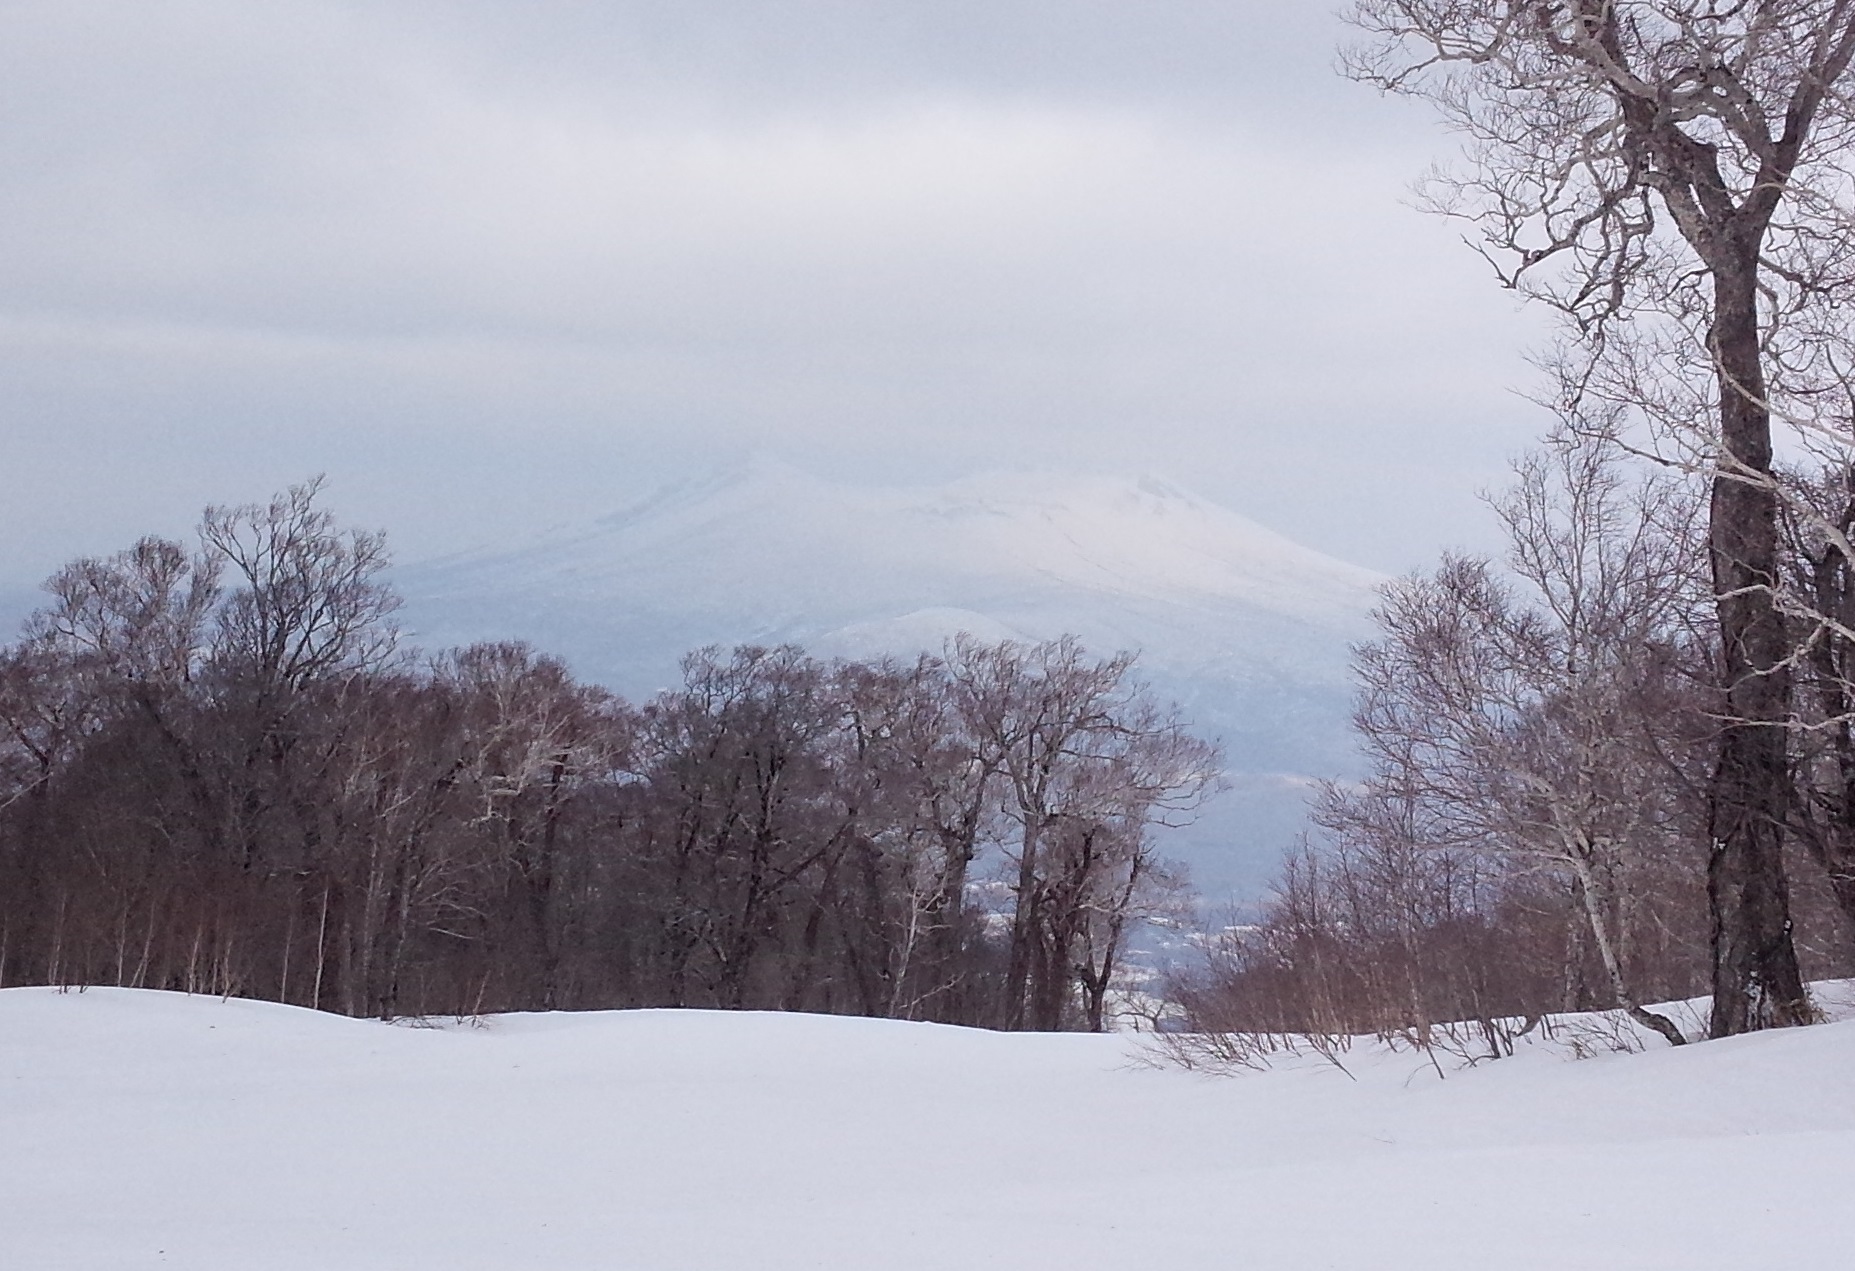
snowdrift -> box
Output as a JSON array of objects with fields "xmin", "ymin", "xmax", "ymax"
[{"xmin": 3, "ymin": 987, "xmax": 1851, "ymax": 1269}]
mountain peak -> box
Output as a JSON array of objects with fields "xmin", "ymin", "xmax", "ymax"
[
  {"xmin": 400, "ymin": 458, "xmax": 1383, "ymax": 696},
  {"xmin": 396, "ymin": 460, "xmax": 1385, "ymax": 895}
]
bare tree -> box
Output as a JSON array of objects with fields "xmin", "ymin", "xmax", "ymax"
[
  {"xmin": 947, "ymin": 636, "xmax": 1220, "ymax": 1030},
  {"xmin": 201, "ymin": 476, "xmax": 398, "ymax": 700},
  {"xmin": 830, "ymin": 655, "xmax": 1004, "ymax": 1021},
  {"xmin": 1344, "ymin": 1, "xmax": 1855, "ymax": 1033},
  {"xmin": 1783, "ymin": 465, "xmax": 1855, "ymax": 930},
  {"xmin": 443, "ymin": 642, "xmax": 628, "ymax": 1009},
  {"xmin": 1322, "ymin": 445, "xmax": 1707, "ymax": 1043},
  {"xmin": 1, "ymin": 537, "xmax": 214, "ymax": 818},
  {"xmin": 195, "ymin": 478, "xmax": 401, "ymax": 877}
]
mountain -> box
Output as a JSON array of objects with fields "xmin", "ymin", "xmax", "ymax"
[{"xmin": 395, "ymin": 459, "xmax": 1385, "ymax": 896}]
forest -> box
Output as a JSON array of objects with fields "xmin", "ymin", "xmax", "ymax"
[
  {"xmin": 0, "ymin": 482, "xmax": 1215, "ymax": 1029},
  {"xmin": 7, "ymin": 443, "xmax": 1855, "ymax": 1041}
]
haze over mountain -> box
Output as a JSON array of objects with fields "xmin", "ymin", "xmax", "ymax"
[{"xmin": 397, "ymin": 461, "xmax": 1383, "ymax": 896}]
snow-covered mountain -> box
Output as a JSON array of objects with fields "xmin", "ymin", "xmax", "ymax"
[{"xmin": 396, "ymin": 460, "xmax": 1385, "ymax": 895}]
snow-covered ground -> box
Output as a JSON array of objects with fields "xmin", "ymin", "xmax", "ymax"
[{"xmin": 4, "ymin": 987, "xmax": 1851, "ymax": 1269}]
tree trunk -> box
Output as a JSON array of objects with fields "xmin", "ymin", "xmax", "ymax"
[
  {"xmin": 1567, "ymin": 852, "xmax": 1684, "ymax": 1046},
  {"xmin": 1002, "ymin": 816, "xmax": 1043, "ymax": 1030},
  {"xmin": 1705, "ymin": 262, "xmax": 1811, "ymax": 1037},
  {"xmin": 1799, "ymin": 567, "xmax": 1855, "ymax": 934}
]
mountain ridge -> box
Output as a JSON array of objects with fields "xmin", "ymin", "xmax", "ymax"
[{"xmin": 395, "ymin": 460, "xmax": 1384, "ymax": 894}]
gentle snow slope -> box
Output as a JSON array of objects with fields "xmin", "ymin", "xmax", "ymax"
[{"xmin": 4, "ymin": 988, "xmax": 1852, "ymax": 1269}]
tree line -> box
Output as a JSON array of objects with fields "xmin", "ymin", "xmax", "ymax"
[{"xmin": 0, "ymin": 482, "xmax": 1217, "ymax": 1028}]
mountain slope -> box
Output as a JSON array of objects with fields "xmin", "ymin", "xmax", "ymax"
[{"xmin": 397, "ymin": 461, "xmax": 1385, "ymax": 894}]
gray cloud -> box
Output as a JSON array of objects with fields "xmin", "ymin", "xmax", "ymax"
[{"xmin": 0, "ymin": 0, "xmax": 1551, "ymax": 605}]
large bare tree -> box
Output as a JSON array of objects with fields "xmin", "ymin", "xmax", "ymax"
[
  {"xmin": 946, "ymin": 636, "xmax": 1219, "ymax": 1030},
  {"xmin": 1345, "ymin": 0, "xmax": 1855, "ymax": 1034}
]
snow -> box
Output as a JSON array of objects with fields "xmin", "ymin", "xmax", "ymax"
[{"xmin": 5, "ymin": 986, "xmax": 1852, "ymax": 1269}]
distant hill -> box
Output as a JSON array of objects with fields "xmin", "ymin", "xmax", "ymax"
[{"xmin": 393, "ymin": 461, "xmax": 1386, "ymax": 897}]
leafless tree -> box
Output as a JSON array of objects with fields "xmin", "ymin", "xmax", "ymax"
[
  {"xmin": 1782, "ymin": 464, "xmax": 1855, "ymax": 930},
  {"xmin": 829, "ymin": 655, "xmax": 1004, "ymax": 1021},
  {"xmin": 947, "ymin": 636, "xmax": 1220, "ymax": 1030},
  {"xmin": 442, "ymin": 642, "xmax": 629, "ymax": 1009},
  {"xmin": 1310, "ymin": 445, "xmax": 1711, "ymax": 1043},
  {"xmin": 1345, "ymin": 0, "xmax": 1855, "ymax": 1034},
  {"xmin": 201, "ymin": 476, "xmax": 398, "ymax": 700}
]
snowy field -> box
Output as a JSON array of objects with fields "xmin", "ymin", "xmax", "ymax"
[{"xmin": 4, "ymin": 987, "xmax": 1852, "ymax": 1270}]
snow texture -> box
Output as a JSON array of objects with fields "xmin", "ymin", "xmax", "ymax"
[{"xmin": 4, "ymin": 985, "xmax": 1851, "ymax": 1269}]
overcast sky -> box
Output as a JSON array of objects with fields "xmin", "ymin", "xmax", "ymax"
[{"xmin": 0, "ymin": 0, "xmax": 1553, "ymax": 600}]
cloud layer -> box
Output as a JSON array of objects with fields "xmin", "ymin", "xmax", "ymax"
[{"xmin": 0, "ymin": 0, "xmax": 1550, "ymax": 594}]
